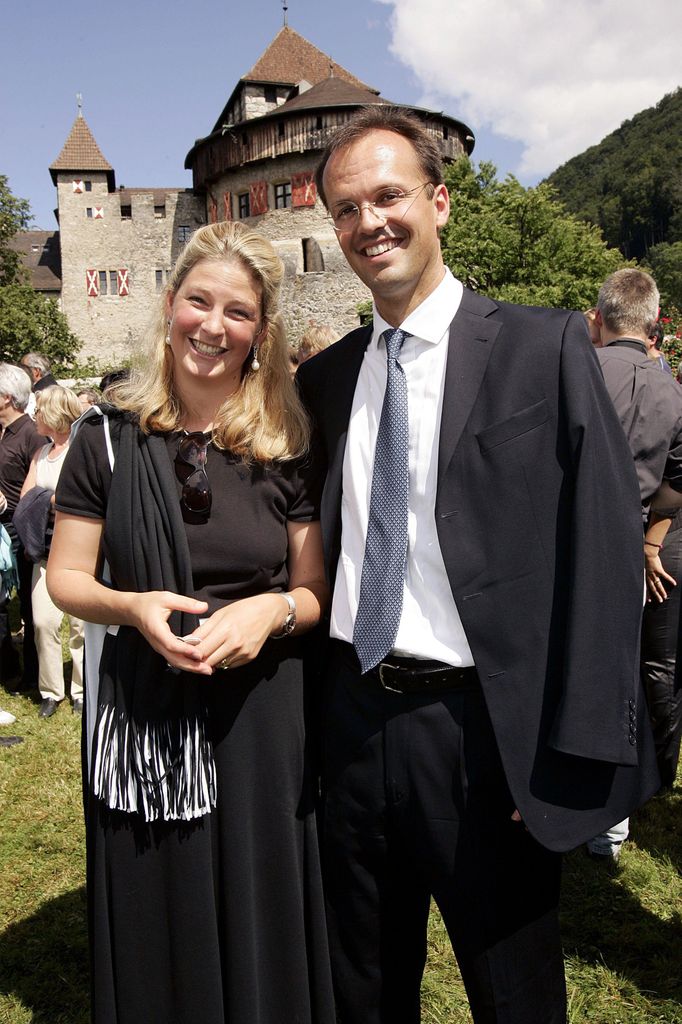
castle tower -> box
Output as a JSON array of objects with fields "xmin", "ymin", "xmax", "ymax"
[
  {"xmin": 185, "ymin": 26, "xmax": 475, "ymax": 341},
  {"xmin": 49, "ymin": 112, "xmax": 204, "ymax": 363}
]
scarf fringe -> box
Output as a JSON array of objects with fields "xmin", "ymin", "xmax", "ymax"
[{"xmin": 92, "ymin": 703, "xmax": 217, "ymax": 822}]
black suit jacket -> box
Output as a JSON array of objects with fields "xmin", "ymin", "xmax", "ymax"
[
  {"xmin": 33, "ymin": 373, "xmax": 58, "ymax": 393},
  {"xmin": 298, "ymin": 287, "xmax": 659, "ymax": 852}
]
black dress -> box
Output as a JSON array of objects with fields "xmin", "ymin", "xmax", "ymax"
[{"xmin": 55, "ymin": 418, "xmax": 334, "ymax": 1024}]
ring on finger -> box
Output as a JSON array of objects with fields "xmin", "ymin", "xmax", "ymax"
[{"xmin": 217, "ymin": 657, "xmax": 232, "ymax": 670}]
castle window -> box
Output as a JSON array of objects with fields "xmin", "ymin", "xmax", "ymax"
[
  {"xmin": 177, "ymin": 225, "xmax": 191, "ymax": 244},
  {"xmin": 278, "ymin": 121, "xmax": 285, "ymax": 140},
  {"xmin": 109, "ymin": 271, "xmax": 119, "ymax": 295},
  {"xmin": 154, "ymin": 205, "xmax": 166, "ymax": 219},
  {"xmin": 264, "ymin": 86, "xmax": 277, "ymax": 103},
  {"xmin": 155, "ymin": 270, "xmax": 164, "ymax": 292},
  {"xmin": 275, "ymin": 182, "xmax": 292, "ymax": 210},
  {"xmin": 316, "ymin": 116, "xmax": 323, "ymax": 130},
  {"xmin": 84, "ymin": 180, "xmax": 92, "ymax": 192},
  {"xmin": 302, "ymin": 238, "xmax": 324, "ymax": 273},
  {"xmin": 238, "ymin": 193, "xmax": 250, "ymax": 219},
  {"xmin": 99, "ymin": 271, "xmax": 108, "ymax": 295},
  {"xmin": 86, "ymin": 208, "xmax": 93, "ymax": 219},
  {"xmin": 443, "ymin": 126, "xmax": 449, "ymax": 140},
  {"xmin": 120, "ymin": 205, "xmax": 132, "ymax": 220}
]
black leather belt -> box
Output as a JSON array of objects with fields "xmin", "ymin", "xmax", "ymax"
[{"xmin": 373, "ymin": 657, "xmax": 479, "ymax": 695}]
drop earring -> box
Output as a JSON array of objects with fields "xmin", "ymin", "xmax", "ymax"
[
  {"xmin": 165, "ymin": 320, "xmax": 171, "ymax": 345},
  {"xmin": 251, "ymin": 344, "xmax": 260, "ymax": 371}
]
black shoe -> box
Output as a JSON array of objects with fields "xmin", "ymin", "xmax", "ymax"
[
  {"xmin": 0, "ymin": 736, "xmax": 24, "ymax": 747},
  {"xmin": 38, "ymin": 698, "xmax": 59, "ymax": 719},
  {"xmin": 10, "ymin": 676, "xmax": 36, "ymax": 695},
  {"xmin": 72, "ymin": 698, "xmax": 83, "ymax": 715}
]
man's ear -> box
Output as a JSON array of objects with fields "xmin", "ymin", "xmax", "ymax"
[{"xmin": 434, "ymin": 183, "xmax": 450, "ymax": 230}]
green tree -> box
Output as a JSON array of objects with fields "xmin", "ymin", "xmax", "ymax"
[
  {"xmin": 645, "ymin": 241, "xmax": 682, "ymax": 310},
  {"xmin": 441, "ymin": 159, "xmax": 628, "ymax": 309},
  {"xmin": 546, "ymin": 88, "xmax": 682, "ymax": 261},
  {"xmin": 0, "ymin": 173, "xmax": 31, "ymax": 287},
  {"xmin": 0, "ymin": 175, "xmax": 81, "ymax": 370},
  {"xmin": 0, "ymin": 284, "xmax": 81, "ymax": 371}
]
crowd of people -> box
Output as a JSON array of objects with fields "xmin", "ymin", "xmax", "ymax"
[
  {"xmin": 1, "ymin": 106, "xmax": 680, "ymax": 1024},
  {"xmin": 0, "ymin": 364, "xmax": 127, "ymax": 726}
]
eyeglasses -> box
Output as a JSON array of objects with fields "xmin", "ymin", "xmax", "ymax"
[
  {"xmin": 328, "ymin": 182, "xmax": 433, "ymax": 232},
  {"xmin": 175, "ymin": 432, "xmax": 212, "ymax": 515}
]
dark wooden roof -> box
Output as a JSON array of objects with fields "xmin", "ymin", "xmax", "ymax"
[
  {"xmin": 49, "ymin": 114, "xmax": 115, "ymax": 188},
  {"xmin": 10, "ymin": 231, "xmax": 62, "ymax": 291},
  {"xmin": 279, "ymin": 77, "xmax": 389, "ymax": 113}
]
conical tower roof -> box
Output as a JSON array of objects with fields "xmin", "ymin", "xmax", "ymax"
[
  {"xmin": 245, "ymin": 26, "xmax": 377, "ymax": 93},
  {"xmin": 49, "ymin": 113, "xmax": 115, "ymax": 187}
]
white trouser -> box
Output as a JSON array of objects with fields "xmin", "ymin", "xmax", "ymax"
[{"xmin": 32, "ymin": 559, "xmax": 84, "ymax": 701}]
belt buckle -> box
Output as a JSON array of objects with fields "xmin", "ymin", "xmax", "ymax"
[{"xmin": 377, "ymin": 663, "xmax": 404, "ymax": 693}]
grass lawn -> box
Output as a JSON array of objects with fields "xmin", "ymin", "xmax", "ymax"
[{"xmin": 1, "ymin": 678, "xmax": 680, "ymax": 1023}]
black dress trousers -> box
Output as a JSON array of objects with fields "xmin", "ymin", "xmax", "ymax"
[{"xmin": 321, "ymin": 641, "xmax": 567, "ymax": 1024}]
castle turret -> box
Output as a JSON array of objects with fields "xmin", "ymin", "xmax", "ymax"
[
  {"xmin": 185, "ymin": 27, "xmax": 474, "ymax": 341},
  {"xmin": 49, "ymin": 111, "xmax": 204, "ymax": 363}
]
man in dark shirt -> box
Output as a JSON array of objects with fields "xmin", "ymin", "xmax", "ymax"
[
  {"xmin": 0, "ymin": 363, "xmax": 48, "ymax": 687},
  {"xmin": 593, "ymin": 269, "xmax": 682, "ymax": 853}
]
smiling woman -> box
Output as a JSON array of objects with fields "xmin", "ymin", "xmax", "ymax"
[
  {"xmin": 44, "ymin": 221, "xmax": 334, "ymax": 1024},
  {"xmin": 166, "ymin": 259, "xmax": 265, "ymax": 406}
]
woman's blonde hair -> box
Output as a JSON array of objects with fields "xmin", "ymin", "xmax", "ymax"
[
  {"xmin": 36, "ymin": 386, "xmax": 84, "ymax": 433},
  {"xmin": 112, "ymin": 221, "xmax": 309, "ymax": 462}
]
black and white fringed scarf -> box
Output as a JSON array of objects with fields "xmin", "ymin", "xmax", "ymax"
[{"xmin": 90, "ymin": 409, "xmax": 216, "ymax": 822}]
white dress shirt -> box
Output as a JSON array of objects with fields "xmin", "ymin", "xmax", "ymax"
[{"xmin": 330, "ymin": 267, "xmax": 475, "ymax": 667}]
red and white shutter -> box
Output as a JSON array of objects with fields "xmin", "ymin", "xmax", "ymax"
[
  {"xmin": 72, "ymin": 179, "xmax": 84, "ymax": 194},
  {"xmin": 93, "ymin": 206, "xmax": 104, "ymax": 219},
  {"xmin": 117, "ymin": 269, "xmax": 130, "ymax": 296},
  {"xmin": 249, "ymin": 180, "xmax": 268, "ymax": 215},
  {"xmin": 86, "ymin": 269, "xmax": 99, "ymax": 297},
  {"xmin": 292, "ymin": 172, "xmax": 316, "ymax": 208},
  {"xmin": 223, "ymin": 191, "xmax": 232, "ymax": 221}
]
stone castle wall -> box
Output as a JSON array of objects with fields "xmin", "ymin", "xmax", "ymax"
[
  {"xmin": 57, "ymin": 174, "xmax": 205, "ymax": 364},
  {"xmin": 210, "ymin": 152, "xmax": 370, "ymax": 344}
]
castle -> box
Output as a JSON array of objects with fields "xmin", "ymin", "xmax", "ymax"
[{"xmin": 17, "ymin": 27, "xmax": 474, "ymax": 365}]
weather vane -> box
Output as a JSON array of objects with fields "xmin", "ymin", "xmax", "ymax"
[
  {"xmin": 282, "ymin": 0, "xmax": 288, "ymax": 26},
  {"xmin": 76, "ymin": 92, "xmax": 83, "ymax": 117}
]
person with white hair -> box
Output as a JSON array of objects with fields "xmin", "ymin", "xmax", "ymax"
[{"xmin": 0, "ymin": 363, "xmax": 48, "ymax": 688}]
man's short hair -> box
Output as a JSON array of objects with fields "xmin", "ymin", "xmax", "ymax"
[
  {"xmin": 0, "ymin": 363, "xmax": 32, "ymax": 411},
  {"xmin": 597, "ymin": 269, "xmax": 660, "ymax": 338},
  {"xmin": 20, "ymin": 351, "xmax": 51, "ymax": 377},
  {"xmin": 315, "ymin": 105, "xmax": 445, "ymax": 208}
]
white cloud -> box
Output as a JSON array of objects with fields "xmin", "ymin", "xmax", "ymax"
[{"xmin": 376, "ymin": 0, "xmax": 682, "ymax": 177}]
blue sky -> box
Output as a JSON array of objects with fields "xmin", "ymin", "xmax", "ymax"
[{"xmin": 2, "ymin": 0, "xmax": 680, "ymax": 230}]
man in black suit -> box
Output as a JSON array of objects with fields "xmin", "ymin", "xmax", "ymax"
[
  {"xmin": 297, "ymin": 106, "xmax": 659, "ymax": 1024},
  {"xmin": 20, "ymin": 352, "xmax": 57, "ymax": 393}
]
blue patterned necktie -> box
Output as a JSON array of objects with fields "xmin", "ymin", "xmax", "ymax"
[{"xmin": 353, "ymin": 327, "xmax": 410, "ymax": 673}]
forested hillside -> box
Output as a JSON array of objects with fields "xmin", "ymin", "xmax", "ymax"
[{"xmin": 546, "ymin": 89, "xmax": 682, "ymax": 306}]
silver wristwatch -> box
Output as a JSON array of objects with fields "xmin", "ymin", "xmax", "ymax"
[{"xmin": 272, "ymin": 592, "xmax": 296, "ymax": 638}]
